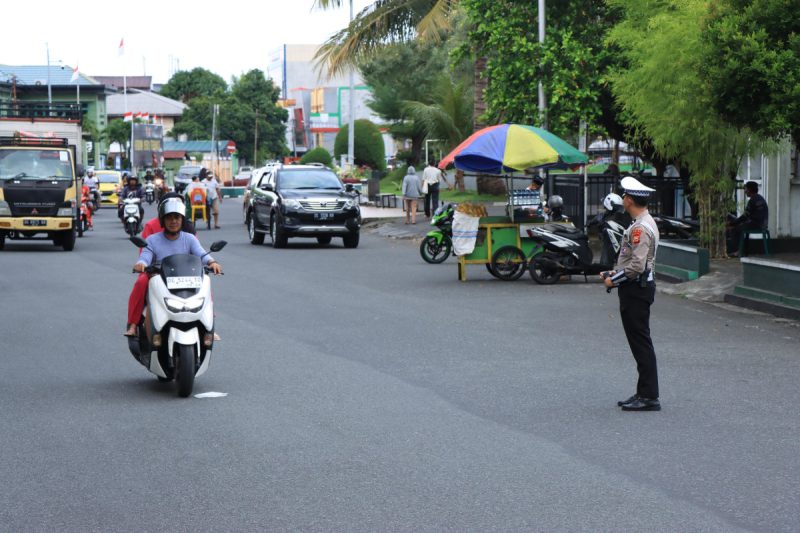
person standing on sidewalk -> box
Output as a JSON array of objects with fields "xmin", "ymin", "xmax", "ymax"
[
  {"xmin": 422, "ymin": 160, "xmax": 452, "ymax": 217},
  {"xmin": 401, "ymin": 166, "xmax": 423, "ymax": 224},
  {"xmin": 601, "ymin": 176, "xmax": 661, "ymax": 412},
  {"xmin": 205, "ymin": 171, "xmax": 222, "ymax": 228}
]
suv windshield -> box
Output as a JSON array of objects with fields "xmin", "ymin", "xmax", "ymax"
[
  {"xmin": 0, "ymin": 149, "xmax": 74, "ymax": 180},
  {"xmin": 278, "ymin": 169, "xmax": 341, "ymax": 190},
  {"xmin": 177, "ymin": 166, "xmax": 202, "ymax": 180}
]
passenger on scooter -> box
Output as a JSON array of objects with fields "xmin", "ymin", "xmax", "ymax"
[
  {"xmin": 118, "ymin": 174, "xmax": 144, "ymax": 221},
  {"xmin": 124, "ymin": 196, "xmax": 222, "ymax": 336}
]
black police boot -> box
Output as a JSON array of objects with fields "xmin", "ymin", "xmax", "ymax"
[
  {"xmin": 617, "ymin": 394, "xmax": 639, "ymax": 407},
  {"xmin": 621, "ymin": 397, "xmax": 661, "ymax": 411}
]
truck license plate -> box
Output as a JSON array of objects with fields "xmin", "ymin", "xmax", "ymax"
[
  {"xmin": 315, "ymin": 212, "xmax": 333, "ymax": 220},
  {"xmin": 23, "ymin": 219, "xmax": 47, "ymax": 227}
]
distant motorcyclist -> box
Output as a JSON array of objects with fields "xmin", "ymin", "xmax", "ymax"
[
  {"xmin": 144, "ymin": 169, "xmax": 154, "ymax": 182},
  {"xmin": 83, "ymin": 168, "xmax": 101, "ymax": 208},
  {"xmin": 118, "ymin": 174, "xmax": 144, "ymax": 221},
  {"xmin": 124, "ymin": 195, "xmax": 222, "ymax": 336}
]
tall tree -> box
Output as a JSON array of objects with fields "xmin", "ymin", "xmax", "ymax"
[
  {"xmin": 461, "ymin": 0, "xmax": 622, "ymax": 142},
  {"xmin": 171, "ymin": 70, "xmax": 288, "ymax": 163},
  {"xmin": 607, "ymin": 0, "xmax": 763, "ymax": 257},
  {"xmin": 159, "ymin": 68, "xmax": 228, "ymax": 103},
  {"xmin": 703, "ymin": 0, "xmax": 800, "ymax": 146}
]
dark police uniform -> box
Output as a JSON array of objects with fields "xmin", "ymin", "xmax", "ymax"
[{"xmin": 608, "ymin": 177, "xmax": 661, "ymax": 410}]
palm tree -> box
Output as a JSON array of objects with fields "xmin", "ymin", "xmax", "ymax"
[
  {"xmin": 402, "ymin": 76, "xmax": 473, "ymax": 150},
  {"xmin": 312, "ymin": 0, "xmax": 458, "ymax": 77}
]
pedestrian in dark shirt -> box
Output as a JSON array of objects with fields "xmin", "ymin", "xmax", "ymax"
[{"xmin": 727, "ymin": 181, "xmax": 768, "ymax": 256}]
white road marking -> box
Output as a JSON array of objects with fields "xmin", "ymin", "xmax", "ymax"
[{"xmin": 194, "ymin": 391, "xmax": 228, "ymax": 398}]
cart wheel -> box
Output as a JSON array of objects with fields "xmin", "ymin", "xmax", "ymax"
[
  {"xmin": 490, "ymin": 246, "xmax": 526, "ymax": 281},
  {"xmin": 529, "ymin": 253, "xmax": 561, "ymax": 284},
  {"xmin": 485, "ymin": 263, "xmax": 498, "ymax": 278}
]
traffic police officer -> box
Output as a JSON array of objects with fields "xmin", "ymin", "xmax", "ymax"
[{"xmin": 601, "ymin": 176, "xmax": 661, "ymax": 411}]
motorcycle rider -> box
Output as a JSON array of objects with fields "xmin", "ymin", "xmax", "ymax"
[
  {"xmin": 124, "ymin": 195, "xmax": 222, "ymax": 337},
  {"xmin": 118, "ymin": 173, "xmax": 144, "ymax": 222},
  {"xmin": 83, "ymin": 168, "xmax": 101, "ymax": 209}
]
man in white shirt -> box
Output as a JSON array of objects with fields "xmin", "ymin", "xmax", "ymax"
[
  {"xmin": 205, "ymin": 171, "xmax": 222, "ymax": 229},
  {"xmin": 422, "ymin": 160, "xmax": 452, "ymax": 217}
]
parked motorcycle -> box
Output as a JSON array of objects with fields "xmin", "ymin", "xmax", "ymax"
[
  {"xmin": 527, "ymin": 193, "xmax": 628, "ymax": 284},
  {"xmin": 652, "ymin": 213, "xmax": 698, "ymax": 239},
  {"xmin": 144, "ymin": 182, "xmax": 156, "ymax": 205},
  {"xmin": 121, "ymin": 195, "xmax": 142, "ymax": 236},
  {"xmin": 127, "ymin": 237, "xmax": 227, "ymax": 397},
  {"xmin": 420, "ymin": 203, "xmax": 456, "ymax": 263}
]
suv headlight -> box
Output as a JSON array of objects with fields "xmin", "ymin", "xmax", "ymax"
[
  {"xmin": 344, "ymin": 198, "xmax": 357, "ymax": 209},
  {"xmin": 283, "ymin": 199, "xmax": 303, "ymax": 210},
  {"xmin": 164, "ymin": 296, "xmax": 205, "ymax": 313},
  {"xmin": 0, "ymin": 201, "xmax": 10, "ymax": 216}
]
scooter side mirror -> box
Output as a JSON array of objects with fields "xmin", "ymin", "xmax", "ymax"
[
  {"xmin": 209, "ymin": 240, "xmax": 227, "ymax": 252},
  {"xmin": 130, "ymin": 236, "xmax": 148, "ymax": 248}
]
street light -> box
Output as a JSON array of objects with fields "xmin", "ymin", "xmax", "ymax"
[
  {"xmin": 424, "ymin": 139, "xmax": 443, "ymax": 166},
  {"xmin": 347, "ymin": 0, "xmax": 355, "ymax": 169}
]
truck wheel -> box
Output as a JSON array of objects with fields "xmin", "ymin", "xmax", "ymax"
[
  {"xmin": 342, "ymin": 231, "xmax": 360, "ymax": 249},
  {"xmin": 0, "ymin": 234, "xmax": 5, "ymax": 251},
  {"xmin": 61, "ymin": 228, "xmax": 76, "ymax": 251}
]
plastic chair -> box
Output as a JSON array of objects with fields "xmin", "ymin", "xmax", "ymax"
[
  {"xmin": 739, "ymin": 228, "xmax": 771, "ymax": 257},
  {"xmin": 189, "ymin": 188, "xmax": 208, "ymax": 228}
]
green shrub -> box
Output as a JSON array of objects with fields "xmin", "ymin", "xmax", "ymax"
[
  {"xmin": 299, "ymin": 147, "xmax": 333, "ymax": 167},
  {"xmin": 334, "ymin": 119, "xmax": 386, "ymax": 170}
]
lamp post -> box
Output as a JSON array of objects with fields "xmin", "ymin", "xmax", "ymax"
[
  {"xmin": 424, "ymin": 139, "xmax": 443, "ymax": 166},
  {"xmin": 538, "ymin": 0, "xmax": 546, "ymax": 129},
  {"xmin": 347, "ymin": 0, "xmax": 355, "ymax": 169}
]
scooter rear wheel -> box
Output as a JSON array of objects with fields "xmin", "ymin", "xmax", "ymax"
[
  {"xmin": 490, "ymin": 246, "xmax": 527, "ymax": 281},
  {"xmin": 529, "ymin": 254, "xmax": 561, "ymax": 284}
]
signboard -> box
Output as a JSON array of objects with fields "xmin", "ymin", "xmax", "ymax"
[
  {"xmin": 226, "ymin": 141, "xmax": 236, "ymax": 154},
  {"xmin": 132, "ymin": 124, "xmax": 164, "ymax": 168}
]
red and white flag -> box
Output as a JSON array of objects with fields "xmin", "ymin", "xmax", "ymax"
[
  {"xmin": 134, "ymin": 112, "xmax": 142, "ymax": 119},
  {"xmin": 123, "ymin": 112, "xmax": 133, "ymax": 122},
  {"xmin": 70, "ymin": 65, "xmax": 79, "ymax": 83},
  {"xmin": 152, "ymin": 114, "xmax": 158, "ymax": 123},
  {"xmin": 118, "ymin": 38, "xmax": 125, "ymax": 57},
  {"xmin": 141, "ymin": 112, "xmax": 150, "ymax": 121}
]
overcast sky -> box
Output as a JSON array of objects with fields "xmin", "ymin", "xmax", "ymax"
[{"xmin": 1, "ymin": 0, "xmax": 373, "ymax": 85}]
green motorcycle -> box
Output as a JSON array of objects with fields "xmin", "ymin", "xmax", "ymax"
[{"xmin": 419, "ymin": 203, "xmax": 455, "ymax": 264}]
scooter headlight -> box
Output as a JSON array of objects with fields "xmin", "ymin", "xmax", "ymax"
[{"xmin": 164, "ymin": 296, "xmax": 205, "ymax": 313}]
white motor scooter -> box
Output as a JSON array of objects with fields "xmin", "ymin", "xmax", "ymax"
[
  {"xmin": 122, "ymin": 195, "xmax": 142, "ymax": 236},
  {"xmin": 144, "ymin": 182, "xmax": 156, "ymax": 205},
  {"xmin": 127, "ymin": 236, "xmax": 226, "ymax": 397}
]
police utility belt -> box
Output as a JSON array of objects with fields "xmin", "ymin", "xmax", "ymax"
[{"xmin": 627, "ymin": 269, "xmax": 654, "ymax": 287}]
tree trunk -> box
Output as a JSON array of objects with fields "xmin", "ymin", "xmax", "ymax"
[
  {"xmin": 473, "ymin": 56, "xmax": 488, "ymax": 130},
  {"xmin": 476, "ymin": 174, "xmax": 507, "ymax": 196}
]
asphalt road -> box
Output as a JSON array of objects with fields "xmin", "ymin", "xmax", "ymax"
[{"xmin": 1, "ymin": 201, "xmax": 798, "ymax": 532}]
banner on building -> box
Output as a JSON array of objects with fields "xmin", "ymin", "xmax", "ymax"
[{"xmin": 132, "ymin": 124, "xmax": 164, "ymax": 168}]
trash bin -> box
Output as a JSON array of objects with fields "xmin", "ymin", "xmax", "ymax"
[{"xmin": 368, "ymin": 171, "xmax": 383, "ymax": 201}]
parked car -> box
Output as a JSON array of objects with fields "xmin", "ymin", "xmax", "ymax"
[
  {"xmin": 226, "ymin": 165, "xmax": 253, "ymax": 187},
  {"xmin": 96, "ymin": 170, "xmax": 123, "ymax": 206},
  {"xmin": 245, "ymin": 163, "xmax": 361, "ymax": 248},
  {"xmin": 174, "ymin": 165, "xmax": 204, "ymax": 194}
]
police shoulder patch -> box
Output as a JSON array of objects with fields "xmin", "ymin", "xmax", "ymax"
[{"xmin": 632, "ymin": 227, "xmax": 642, "ymax": 244}]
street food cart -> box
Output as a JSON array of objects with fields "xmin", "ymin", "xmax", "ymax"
[{"xmin": 438, "ymin": 124, "xmax": 588, "ymax": 282}]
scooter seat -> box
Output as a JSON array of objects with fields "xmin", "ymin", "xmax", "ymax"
[{"xmin": 542, "ymin": 223, "xmax": 587, "ymax": 240}]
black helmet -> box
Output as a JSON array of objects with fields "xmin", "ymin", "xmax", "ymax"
[
  {"xmin": 532, "ymin": 175, "xmax": 545, "ymax": 186},
  {"xmin": 158, "ymin": 194, "xmax": 185, "ymax": 227}
]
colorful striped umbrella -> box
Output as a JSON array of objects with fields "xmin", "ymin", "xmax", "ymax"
[{"xmin": 438, "ymin": 124, "xmax": 588, "ymax": 174}]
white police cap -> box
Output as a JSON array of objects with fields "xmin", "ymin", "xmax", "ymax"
[{"xmin": 620, "ymin": 176, "xmax": 655, "ymax": 197}]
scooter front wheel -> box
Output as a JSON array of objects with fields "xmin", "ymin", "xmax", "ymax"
[
  {"xmin": 529, "ymin": 254, "xmax": 561, "ymax": 285},
  {"xmin": 176, "ymin": 344, "xmax": 195, "ymax": 398},
  {"xmin": 420, "ymin": 235, "xmax": 452, "ymax": 264}
]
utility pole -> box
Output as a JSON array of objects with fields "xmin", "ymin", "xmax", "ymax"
[
  {"xmin": 347, "ymin": 0, "xmax": 355, "ymax": 168},
  {"xmin": 46, "ymin": 43, "xmax": 52, "ymax": 107},
  {"xmin": 538, "ymin": 0, "xmax": 547, "ymax": 130},
  {"xmin": 254, "ymin": 109, "xmax": 259, "ymax": 167}
]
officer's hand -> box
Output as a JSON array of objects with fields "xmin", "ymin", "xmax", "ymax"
[
  {"xmin": 604, "ymin": 276, "xmax": 615, "ymax": 289},
  {"xmin": 133, "ymin": 263, "xmax": 145, "ymax": 273}
]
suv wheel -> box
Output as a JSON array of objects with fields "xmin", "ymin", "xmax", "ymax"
[
  {"xmin": 342, "ymin": 231, "xmax": 359, "ymax": 249},
  {"xmin": 248, "ymin": 212, "xmax": 264, "ymax": 245},
  {"xmin": 271, "ymin": 216, "xmax": 288, "ymax": 248}
]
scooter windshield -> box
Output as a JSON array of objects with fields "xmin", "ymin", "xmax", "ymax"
[{"xmin": 160, "ymin": 254, "xmax": 203, "ymax": 295}]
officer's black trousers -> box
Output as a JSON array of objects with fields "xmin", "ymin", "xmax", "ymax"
[{"xmin": 618, "ymin": 282, "xmax": 659, "ymax": 399}]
